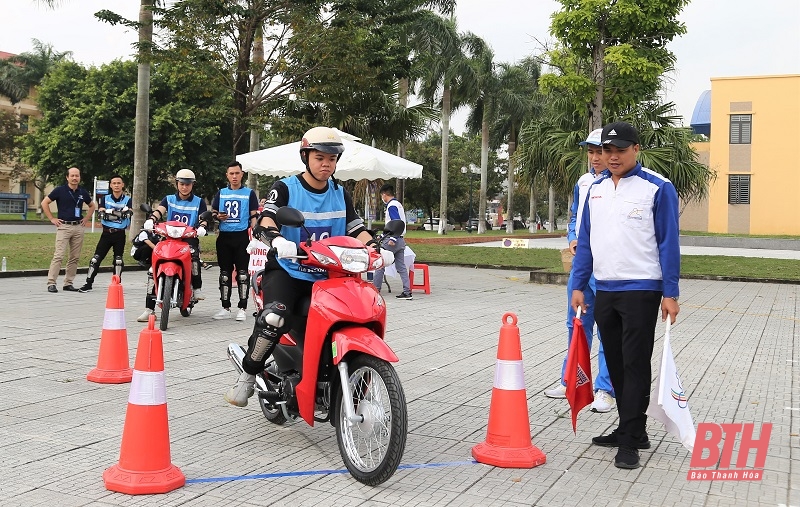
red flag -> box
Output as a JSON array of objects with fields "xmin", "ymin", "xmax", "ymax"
[{"xmin": 564, "ymin": 316, "xmax": 594, "ymax": 433}]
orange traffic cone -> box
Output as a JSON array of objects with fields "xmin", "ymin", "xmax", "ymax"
[
  {"xmin": 87, "ymin": 275, "xmax": 132, "ymax": 384},
  {"xmin": 472, "ymin": 312, "xmax": 546, "ymax": 468},
  {"xmin": 103, "ymin": 315, "xmax": 185, "ymax": 494}
]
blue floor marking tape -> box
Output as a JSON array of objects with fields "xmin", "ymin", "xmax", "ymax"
[{"xmin": 185, "ymin": 460, "xmax": 479, "ymax": 484}]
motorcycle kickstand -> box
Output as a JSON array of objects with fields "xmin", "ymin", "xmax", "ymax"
[{"xmin": 337, "ymin": 361, "xmax": 364, "ymax": 426}]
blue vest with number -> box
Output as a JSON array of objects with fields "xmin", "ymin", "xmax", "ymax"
[
  {"xmin": 166, "ymin": 194, "xmax": 201, "ymax": 225},
  {"xmin": 278, "ymin": 175, "xmax": 347, "ymax": 282},
  {"xmin": 218, "ymin": 187, "xmax": 252, "ymax": 232},
  {"xmin": 100, "ymin": 194, "xmax": 132, "ymax": 229}
]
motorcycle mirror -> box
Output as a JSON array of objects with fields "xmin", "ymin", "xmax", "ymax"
[
  {"xmin": 140, "ymin": 203, "xmax": 153, "ymax": 214},
  {"xmin": 275, "ymin": 206, "xmax": 305, "ymax": 227},
  {"xmin": 383, "ymin": 219, "xmax": 405, "ymax": 237}
]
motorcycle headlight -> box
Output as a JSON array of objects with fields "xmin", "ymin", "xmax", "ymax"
[
  {"xmin": 328, "ymin": 246, "xmax": 370, "ymax": 273},
  {"xmin": 165, "ymin": 224, "xmax": 186, "ymax": 239}
]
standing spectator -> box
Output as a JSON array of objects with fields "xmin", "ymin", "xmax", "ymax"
[
  {"xmin": 78, "ymin": 175, "xmax": 132, "ymax": 292},
  {"xmin": 41, "ymin": 167, "xmax": 96, "ymax": 293},
  {"xmin": 211, "ymin": 161, "xmax": 260, "ymax": 321},
  {"xmin": 137, "ymin": 169, "xmax": 209, "ymax": 322},
  {"xmin": 571, "ymin": 121, "xmax": 681, "ymax": 469},
  {"xmin": 372, "ymin": 184, "xmax": 413, "ymax": 300},
  {"xmin": 545, "ymin": 128, "xmax": 616, "ymax": 413}
]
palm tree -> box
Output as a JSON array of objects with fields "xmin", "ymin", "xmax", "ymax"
[
  {"xmin": 490, "ymin": 58, "xmax": 540, "ymax": 233},
  {"xmin": 0, "ymin": 39, "xmax": 71, "ymax": 104},
  {"xmin": 416, "ymin": 22, "xmax": 484, "ymax": 234}
]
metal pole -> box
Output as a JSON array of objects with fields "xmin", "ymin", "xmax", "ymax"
[{"xmin": 467, "ymin": 174, "xmax": 473, "ymax": 234}]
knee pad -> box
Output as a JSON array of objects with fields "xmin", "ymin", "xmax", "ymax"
[
  {"xmin": 236, "ymin": 269, "xmax": 250, "ymax": 302},
  {"xmin": 87, "ymin": 254, "xmax": 101, "ymax": 280},
  {"xmin": 113, "ymin": 256, "xmax": 124, "ymax": 277},
  {"xmin": 219, "ymin": 270, "xmax": 231, "ymax": 302},
  {"xmin": 248, "ymin": 302, "xmax": 289, "ymax": 363},
  {"xmin": 192, "ymin": 259, "xmax": 200, "ymax": 277}
]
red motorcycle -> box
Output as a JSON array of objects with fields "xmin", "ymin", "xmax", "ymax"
[
  {"xmin": 228, "ymin": 207, "xmax": 407, "ymax": 486},
  {"xmin": 140, "ymin": 204, "xmax": 211, "ymax": 331}
]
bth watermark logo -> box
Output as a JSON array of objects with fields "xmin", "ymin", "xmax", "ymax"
[{"xmin": 687, "ymin": 423, "xmax": 772, "ymax": 481}]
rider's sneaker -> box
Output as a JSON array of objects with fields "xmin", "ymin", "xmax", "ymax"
[
  {"xmin": 78, "ymin": 283, "xmax": 93, "ymax": 293},
  {"xmin": 224, "ymin": 371, "xmax": 256, "ymax": 407},
  {"xmin": 137, "ymin": 309, "xmax": 156, "ymax": 322},
  {"xmin": 193, "ymin": 287, "xmax": 205, "ymax": 300},
  {"xmin": 213, "ymin": 308, "xmax": 231, "ymax": 320},
  {"xmin": 235, "ymin": 308, "xmax": 247, "ymax": 322}
]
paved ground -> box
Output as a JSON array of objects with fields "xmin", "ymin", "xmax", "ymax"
[{"xmin": 0, "ymin": 265, "xmax": 796, "ymax": 506}]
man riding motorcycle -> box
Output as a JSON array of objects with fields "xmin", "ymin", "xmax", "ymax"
[
  {"xmin": 138, "ymin": 169, "xmax": 210, "ymax": 322},
  {"xmin": 224, "ymin": 126, "xmax": 393, "ymax": 407}
]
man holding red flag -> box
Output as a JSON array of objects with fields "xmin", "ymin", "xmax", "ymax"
[
  {"xmin": 571, "ymin": 122, "xmax": 681, "ymax": 469},
  {"xmin": 563, "ymin": 315, "xmax": 593, "ymax": 433}
]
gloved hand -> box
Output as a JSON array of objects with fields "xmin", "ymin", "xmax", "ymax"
[
  {"xmin": 271, "ymin": 236, "xmax": 297, "ymax": 258},
  {"xmin": 121, "ymin": 206, "xmax": 130, "ymax": 212},
  {"xmin": 380, "ymin": 249, "xmax": 395, "ymax": 267},
  {"xmin": 196, "ymin": 226, "xmax": 207, "ymax": 237},
  {"xmin": 143, "ymin": 219, "xmax": 154, "ymax": 231},
  {"xmin": 245, "ymin": 238, "xmax": 261, "ymax": 255}
]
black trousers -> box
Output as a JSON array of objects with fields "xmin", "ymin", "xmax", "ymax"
[
  {"xmin": 594, "ymin": 290, "xmax": 661, "ymax": 448},
  {"xmin": 87, "ymin": 229, "xmax": 126, "ymax": 283},
  {"xmin": 216, "ymin": 230, "xmax": 251, "ymax": 308}
]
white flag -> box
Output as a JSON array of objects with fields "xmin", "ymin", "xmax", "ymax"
[{"xmin": 646, "ymin": 319, "xmax": 696, "ymax": 451}]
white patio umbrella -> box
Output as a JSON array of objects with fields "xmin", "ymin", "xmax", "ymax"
[{"xmin": 237, "ymin": 129, "xmax": 423, "ymax": 181}]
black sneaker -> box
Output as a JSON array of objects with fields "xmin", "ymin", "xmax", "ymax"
[
  {"xmin": 47, "ymin": 285, "xmax": 58, "ymax": 293},
  {"xmin": 62, "ymin": 285, "xmax": 79, "ymax": 292},
  {"xmin": 395, "ymin": 291, "xmax": 413, "ymax": 300},
  {"xmin": 592, "ymin": 429, "xmax": 651, "ymax": 449},
  {"xmin": 78, "ymin": 283, "xmax": 93, "ymax": 293},
  {"xmin": 614, "ymin": 446, "xmax": 640, "ymax": 469}
]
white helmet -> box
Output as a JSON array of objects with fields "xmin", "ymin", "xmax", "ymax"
[
  {"xmin": 175, "ymin": 169, "xmax": 196, "ymax": 184},
  {"xmin": 299, "ymin": 126, "xmax": 345, "ymax": 162}
]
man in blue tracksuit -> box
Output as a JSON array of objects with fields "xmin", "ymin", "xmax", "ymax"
[
  {"xmin": 545, "ymin": 129, "xmax": 616, "ymax": 413},
  {"xmin": 224, "ymin": 126, "xmax": 394, "ymax": 407},
  {"xmin": 571, "ymin": 121, "xmax": 680, "ymax": 470}
]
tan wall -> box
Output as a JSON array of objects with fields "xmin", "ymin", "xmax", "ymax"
[
  {"xmin": 707, "ymin": 75, "xmax": 800, "ymax": 234},
  {"xmin": 679, "ymin": 142, "xmax": 710, "ymax": 231}
]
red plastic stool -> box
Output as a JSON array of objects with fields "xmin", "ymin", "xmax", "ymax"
[{"xmin": 408, "ymin": 263, "xmax": 431, "ymax": 294}]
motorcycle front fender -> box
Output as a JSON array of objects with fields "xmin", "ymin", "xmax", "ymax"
[{"xmin": 331, "ymin": 326, "xmax": 399, "ymax": 364}]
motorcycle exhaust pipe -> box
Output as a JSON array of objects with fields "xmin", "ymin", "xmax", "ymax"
[{"xmin": 226, "ymin": 343, "xmax": 268, "ymax": 391}]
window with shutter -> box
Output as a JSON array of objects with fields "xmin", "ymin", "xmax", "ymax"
[
  {"xmin": 728, "ymin": 175, "xmax": 751, "ymax": 204},
  {"xmin": 730, "ymin": 114, "xmax": 752, "ymax": 144}
]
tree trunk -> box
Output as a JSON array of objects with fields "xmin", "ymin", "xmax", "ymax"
[
  {"xmin": 478, "ymin": 113, "xmax": 489, "ymax": 234},
  {"xmin": 438, "ymin": 87, "xmax": 450, "ymax": 235},
  {"xmin": 131, "ymin": 0, "xmax": 153, "ymax": 235},
  {"xmin": 529, "ymin": 185, "xmax": 536, "ymax": 233},
  {"xmin": 548, "ymin": 185, "xmax": 555, "ymax": 233},
  {"xmin": 505, "ymin": 139, "xmax": 516, "ymax": 234},
  {"xmin": 396, "ymin": 77, "xmax": 408, "ymax": 203},
  {"xmin": 589, "ymin": 41, "xmax": 605, "ymax": 130},
  {"xmin": 248, "ymin": 129, "xmax": 259, "ymax": 196}
]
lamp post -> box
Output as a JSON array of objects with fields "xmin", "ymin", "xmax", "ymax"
[{"xmin": 461, "ymin": 164, "xmax": 479, "ymax": 233}]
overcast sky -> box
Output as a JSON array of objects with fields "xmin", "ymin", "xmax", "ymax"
[{"xmin": 2, "ymin": 0, "xmax": 799, "ymax": 133}]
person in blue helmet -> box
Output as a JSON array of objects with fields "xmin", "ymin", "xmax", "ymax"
[
  {"xmin": 224, "ymin": 126, "xmax": 393, "ymax": 407},
  {"xmin": 544, "ymin": 129, "xmax": 616, "ymax": 414}
]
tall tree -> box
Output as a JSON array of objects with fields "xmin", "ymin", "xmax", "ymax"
[
  {"xmin": 544, "ymin": 0, "xmax": 688, "ymax": 129},
  {"xmin": 0, "ymin": 39, "xmax": 71, "ymax": 104},
  {"xmin": 416, "ymin": 22, "xmax": 484, "ymax": 234}
]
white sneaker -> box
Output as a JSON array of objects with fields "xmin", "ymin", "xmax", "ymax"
[
  {"xmin": 137, "ymin": 309, "xmax": 156, "ymax": 322},
  {"xmin": 544, "ymin": 383, "xmax": 567, "ymax": 399},
  {"xmin": 193, "ymin": 287, "xmax": 205, "ymax": 300},
  {"xmin": 591, "ymin": 390, "xmax": 616, "ymax": 413},
  {"xmin": 213, "ymin": 308, "xmax": 232, "ymax": 320},
  {"xmin": 235, "ymin": 308, "xmax": 247, "ymax": 322},
  {"xmin": 224, "ymin": 371, "xmax": 256, "ymax": 407}
]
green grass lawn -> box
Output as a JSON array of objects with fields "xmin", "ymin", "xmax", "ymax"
[{"xmin": 2, "ymin": 231, "xmax": 800, "ymax": 281}]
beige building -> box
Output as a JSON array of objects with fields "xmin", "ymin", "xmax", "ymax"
[
  {"xmin": 0, "ymin": 50, "xmax": 48, "ymax": 216},
  {"xmin": 681, "ymin": 74, "xmax": 800, "ymax": 235}
]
